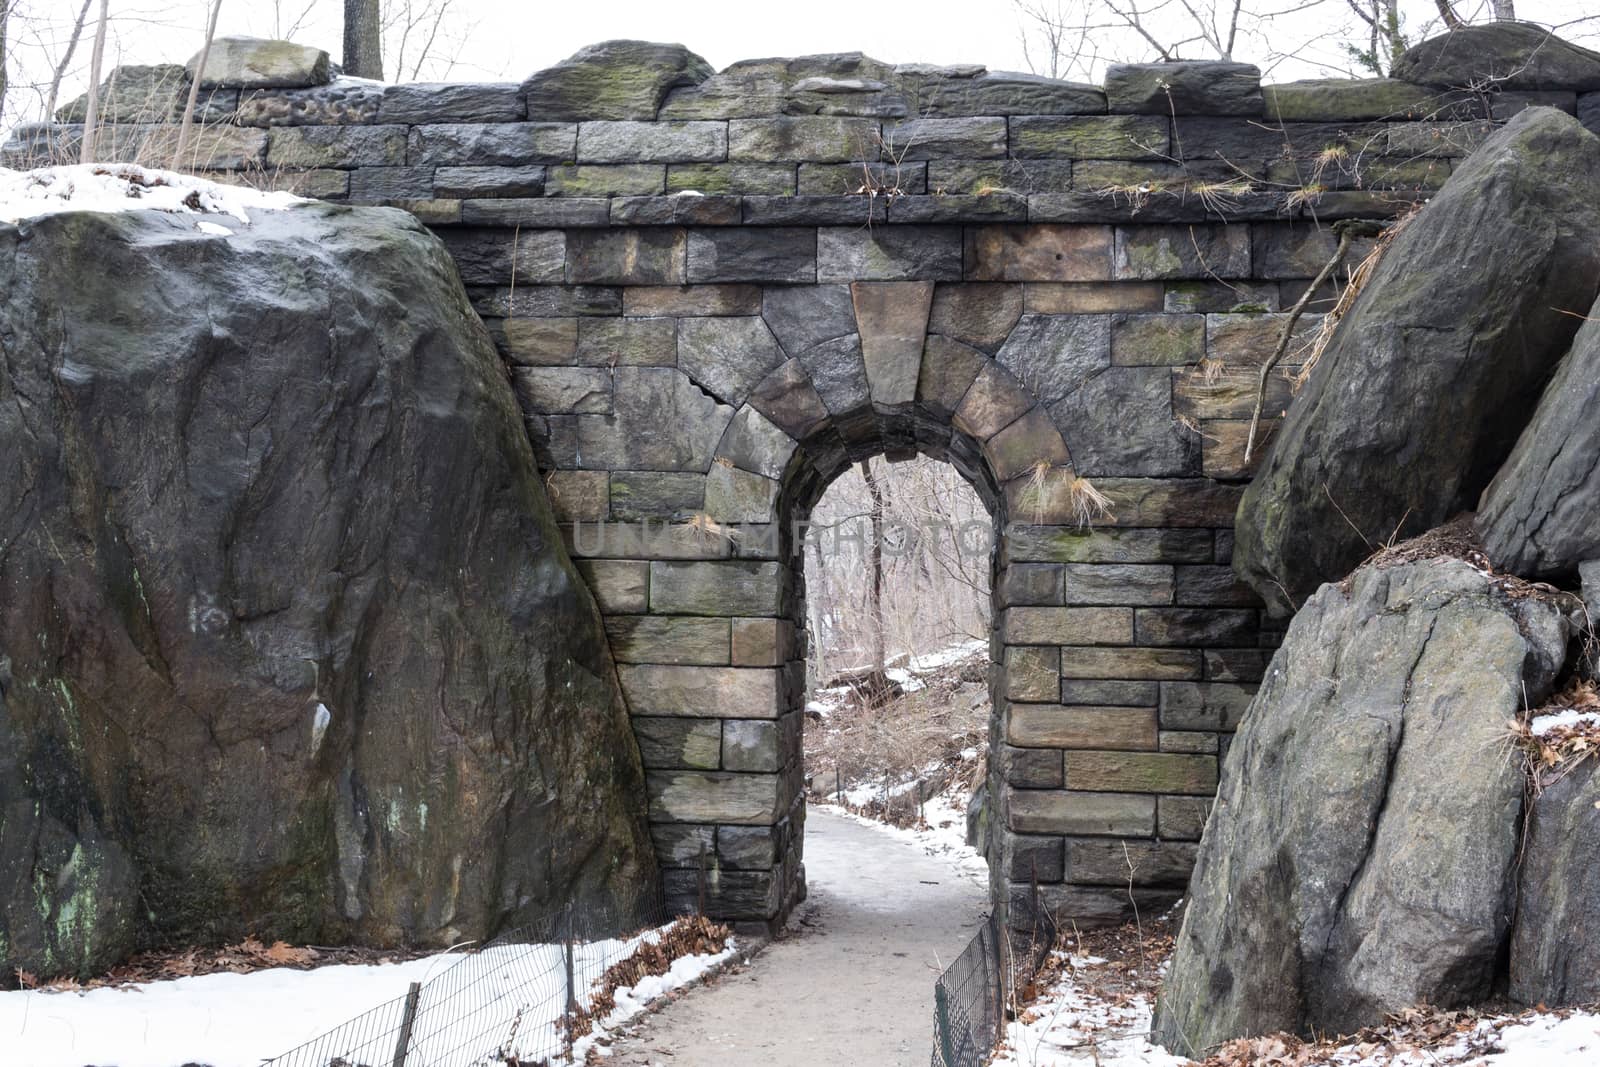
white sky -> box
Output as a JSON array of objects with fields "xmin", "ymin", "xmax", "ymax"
[{"xmin": 3, "ymin": 0, "xmax": 1597, "ymax": 126}]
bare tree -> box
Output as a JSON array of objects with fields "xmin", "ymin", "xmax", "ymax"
[
  {"xmin": 173, "ymin": 0, "xmax": 222, "ymax": 170},
  {"xmin": 78, "ymin": 0, "xmax": 109, "ymax": 164},
  {"xmin": 859, "ymin": 459, "xmax": 889, "ymax": 692},
  {"xmin": 343, "ymin": 0, "xmax": 382, "ymax": 80},
  {"xmin": 1, "ymin": 1, "xmax": 10, "ymax": 125}
]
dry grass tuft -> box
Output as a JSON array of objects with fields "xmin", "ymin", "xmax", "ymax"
[
  {"xmin": 1293, "ymin": 205, "xmax": 1420, "ymax": 390},
  {"xmin": 567, "ymin": 915, "xmax": 732, "ymax": 1042}
]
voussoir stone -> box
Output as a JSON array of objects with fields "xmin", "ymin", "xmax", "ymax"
[
  {"xmin": 190, "ymin": 36, "xmax": 331, "ymax": 89},
  {"xmin": 1234, "ymin": 107, "xmax": 1600, "ymax": 614},
  {"xmin": 1104, "ymin": 61, "xmax": 1263, "ymax": 116},
  {"xmin": 1152, "ymin": 557, "xmax": 1570, "ymax": 1052},
  {"xmin": 523, "ymin": 40, "xmax": 714, "ymax": 120}
]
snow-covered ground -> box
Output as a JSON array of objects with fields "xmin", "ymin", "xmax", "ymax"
[
  {"xmin": 0, "ymin": 920, "xmax": 734, "ymax": 1067},
  {"xmin": 0, "ymin": 163, "xmax": 301, "ymax": 225},
  {"xmin": 992, "ymin": 951, "xmax": 1184, "ymax": 1067},
  {"xmin": 819, "ymin": 789, "xmax": 989, "ymax": 889}
]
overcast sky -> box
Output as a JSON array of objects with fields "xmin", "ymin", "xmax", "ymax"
[{"xmin": 5, "ymin": 0, "xmax": 1597, "ymax": 125}]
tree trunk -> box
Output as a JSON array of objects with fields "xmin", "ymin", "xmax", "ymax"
[
  {"xmin": 859, "ymin": 459, "xmax": 887, "ymax": 692},
  {"xmin": 1433, "ymin": 0, "xmax": 1465, "ymax": 29},
  {"xmin": 343, "ymin": 0, "xmax": 384, "ymax": 80},
  {"xmin": 0, "ymin": 1, "xmax": 10, "ymax": 127},
  {"xmin": 79, "ymin": 0, "xmax": 111, "ymax": 164},
  {"xmin": 45, "ymin": 0, "xmax": 95, "ymax": 119},
  {"xmin": 1489, "ymin": 0, "xmax": 1516, "ymax": 18},
  {"xmin": 174, "ymin": 0, "xmax": 225, "ymax": 171}
]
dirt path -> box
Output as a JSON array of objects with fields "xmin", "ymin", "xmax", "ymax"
[{"xmin": 607, "ymin": 807, "xmax": 990, "ymax": 1066}]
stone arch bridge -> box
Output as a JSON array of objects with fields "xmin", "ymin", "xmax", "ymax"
[{"xmin": 15, "ymin": 33, "xmax": 1593, "ymax": 930}]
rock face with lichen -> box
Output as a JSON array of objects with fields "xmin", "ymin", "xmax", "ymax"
[{"xmin": 0, "ymin": 202, "xmax": 657, "ymax": 980}]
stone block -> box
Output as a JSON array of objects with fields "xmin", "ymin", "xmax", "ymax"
[
  {"xmin": 677, "ymin": 317, "xmax": 787, "ymax": 407},
  {"xmin": 1173, "ymin": 565, "xmax": 1260, "ymax": 608},
  {"xmin": 626, "ymin": 284, "xmax": 762, "ymax": 316},
  {"xmin": 191, "ymin": 37, "xmax": 331, "ymax": 89},
  {"xmin": 460, "ymin": 199, "xmax": 611, "ymax": 227},
  {"xmin": 1059, "ymin": 563, "xmax": 1174, "ymax": 606},
  {"xmin": 715, "ymin": 407, "xmax": 797, "ymax": 480},
  {"xmin": 984, "ymin": 407, "xmax": 1070, "ymax": 481},
  {"xmin": 688, "ymin": 228, "xmax": 817, "ymax": 284},
  {"xmin": 1009, "ymin": 705, "xmax": 1159, "ymax": 750},
  {"xmin": 523, "ymin": 41, "xmax": 714, "ymax": 121},
  {"xmin": 612, "ymin": 195, "xmax": 743, "ymax": 227},
  {"xmin": 798, "ymin": 161, "xmax": 927, "ymax": 195},
  {"xmin": 1264, "ymin": 78, "xmax": 1446, "ymax": 122},
  {"xmin": 911, "ymin": 336, "xmax": 982, "ymax": 419},
  {"xmin": 650, "ymin": 560, "xmax": 783, "ymax": 616},
  {"xmin": 607, "ymin": 470, "xmax": 706, "ymax": 519},
  {"xmin": 511, "ymin": 367, "xmax": 611, "ymax": 414},
  {"xmin": 347, "ymin": 167, "xmax": 434, "ymax": 202},
  {"xmin": 748, "ymin": 360, "xmax": 831, "ymax": 439},
  {"xmin": 952, "ymin": 363, "xmax": 1032, "ymax": 440},
  {"xmin": 817, "ymin": 226, "xmax": 963, "ymax": 282},
  {"xmin": 1009, "ymin": 790, "xmax": 1156, "ymax": 836},
  {"xmin": 1172, "ymin": 368, "xmax": 1292, "ymax": 421},
  {"xmin": 1159, "ymin": 681, "xmax": 1255, "ymax": 731},
  {"xmin": 235, "ymin": 83, "xmax": 381, "ymax": 125},
  {"xmin": 1010, "ymin": 115, "xmax": 1169, "ymax": 159},
  {"xmin": 571, "ymin": 366, "xmax": 733, "ymax": 471},
  {"xmin": 1006, "ymin": 646, "xmax": 1061, "ymax": 701},
  {"xmin": 646, "ymin": 771, "xmax": 782, "ymax": 825},
  {"xmin": 852, "ymin": 281, "xmax": 934, "ymax": 409},
  {"xmin": 652, "ymin": 822, "xmax": 715, "ymax": 865},
  {"xmin": 1160, "ymin": 730, "xmax": 1218, "ymax": 754},
  {"xmin": 927, "ymin": 283, "xmax": 1024, "ymax": 353},
  {"xmin": 1009, "ymin": 834, "xmax": 1066, "ymax": 882},
  {"xmin": 1000, "ymin": 745, "xmax": 1065, "ymax": 788},
  {"xmin": 1157, "ymin": 795, "xmax": 1212, "ymax": 841},
  {"xmin": 565, "ymin": 228, "xmax": 686, "ymax": 285},
  {"xmin": 723, "ymin": 719, "xmax": 780, "ymax": 772},
  {"xmin": 742, "ymin": 195, "xmax": 885, "ymax": 226},
  {"xmin": 1163, "ymin": 280, "xmax": 1279, "ymax": 313},
  {"xmin": 1115, "ymin": 224, "xmax": 1251, "ymax": 280},
  {"xmin": 1006, "ymin": 526, "xmax": 1213, "ymax": 565},
  {"xmin": 378, "ymin": 82, "xmax": 525, "ymax": 123},
  {"xmin": 893, "ymin": 193, "xmax": 1032, "ymax": 224},
  {"xmin": 716, "ymin": 825, "xmax": 779, "ymax": 869},
  {"xmin": 1204, "ymin": 311, "xmax": 1321, "ymax": 366},
  {"xmin": 1065, "ymin": 839, "xmax": 1198, "ymax": 888},
  {"xmin": 705, "ymin": 463, "xmax": 779, "ymax": 523},
  {"xmin": 619, "ymin": 665, "xmax": 780, "ymax": 718},
  {"xmin": 576, "ymin": 559, "xmax": 649, "ymax": 613},
  {"xmin": 728, "ymin": 116, "xmax": 880, "ymax": 162},
  {"xmin": 1003, "ymin": 607, "xmax": 1132, "ymax": 646},
  {"xmin": 266, "ymin": 124, "xmax": 406, "ymax": 167},
  {"xmin": 634, "ymin": 717, "xmax": 723, "ymax": 769},
  {"xmin": 544, "ymin": 470, "xmax": 609, "ymax": 522},
  {"xmin": 577, "ymin": 120, "xmax": 727, "ymax": 163},
  {"xmin": 545, "ymin": 164, "xmax": 666, "ymax": 197},
  {"xmin": 664, "ymin": 869, "xmax": 778, "ymax": 920},
  {"xmin": 439, "ymin": 229, "xmax": 565, "ymax": 287},
  {"xmin": 669, "ymin": 163, "xmax": 797, "ymax": 195},
  {"xmin": 433, "ymin": 165, "xmax": 547, "ymax": 198},
  {"xmin": 1058, "ymin": 646, "xmax": 1203, "ymax": 681},
  {"xmin": 1111, "ymin": 313, "xmax": 1204, "ymax": 366},
  {"xmin": 1200, "ymin": 417, "xmax": 1276, "ymax": 479},
  {"xmin": 925, "ymin": 159, "xmax": 1074, "ymax": 195},
  {"xmin": 732, "ymin": 618, "xmax": 788, "ymax": 666},
  {"xmin": 1024, "ymin": 282, "xmax": 1165, "ymax": 314},
  {"xmin": 965, "ymin": 225, "xmax": 1114, "ymax": 282},
  {"xmin": 1203, "ymin": 648, "xmax": 1270, "ymax": 682},
  {"xmin": 883, "ymin": 117, "xmax": 1008, "ymax": 159},
  {"xmin": 907, "ymin": 71, "xmax": 1106, "ymax": 117},
  {"xmin": 577, "ymin": 318, "xmax": 677, "ymax": 367},
  {"xmin": 1134, "ymin": 607, "xmax": 1258, "ymax": 647},
  {"xmin": 1105, "ymin": 61, "xmax": 1262, "ymax": 116},
  {"xmin": 1049, "ymin": 364, "xmax": 1198, "ymax": 478},
  {"xmin": 999, "ymin": 563, "xmax": 1063, "ymax": 607},
  {"xmin": 606, "ymin": 613, "xmax": 731, "ymax": 665},
  {"xmin": 407, "ymin": 122, "xmax": 574, "ymax": 165},
  {"xmin": 1059, "ymin": 680, "xmax": 1159, "ymax": 706},
  {"xmin": 498, "ymin": 317, "xmax": 577, "ymax": 365},
  {"xmin": 1064, "ymin": 751, "xmax": 1217, "ymax": 795}
]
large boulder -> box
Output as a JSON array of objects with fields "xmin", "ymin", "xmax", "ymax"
[
  {"xmin": 1476, "ymin": 288, "xmax": 1600, "ymax": 577},
  {"xmin": 1233, "ymin": 107, "xmax": 1600, "ymax": 615},
  {"xmin": 1152, "ymin": 554, "xmax": 1571, "ymax": 1055},
  {"xmin": 189, "ymin": 37, "xmax": 332, "ymax": 90},
  {"xmin": 1511, "ymin": 760, "xmax": 1600, "ymax": 1006},
  {"xmin": 0, "ymin": 200, "xmax": 657, "ymax": 979},
  {"xmin": 1393, "ymin": 22, "xmax": 1600, "ymax": 91}
]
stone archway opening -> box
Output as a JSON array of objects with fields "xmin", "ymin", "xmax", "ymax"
[{"xmin": 797, "ymin": 453, "xmax": 995, "ymax": 841}]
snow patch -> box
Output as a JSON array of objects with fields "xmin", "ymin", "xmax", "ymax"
[
  {"xmin": 1529, "ymin": 710, "xmax": 1600, "ymax": 737},
  {"xmin": 819, "ymin": 791, "xmax": 987, "ymax": 888},
  {"xmin": 0, "ymin": 164, "xmax": 302, "ymax": 226}
]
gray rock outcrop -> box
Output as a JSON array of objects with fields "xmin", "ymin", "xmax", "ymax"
[
  {"xmin": 0, "ymin": 202, "xmax": 657, "ymax": 979},
  {"xmin": 1476, "ymin": 289, "xmax": 1600, "ymax": 578},
  {"xmin": 523, "ymin": 40, "xmax": 714, "ymax": 120},
  {"xmin": 1152, "ymin": 556, "xmax": 1571, "ymax": 1054},
  {"xmin": 1233, "ymin": 107, "xmax": 1600, "ymax": 614},
  {"xmin": 1392, "ymin": 22, "xmax": 1600, "ymax": 91},
  {"xmin": 1511, "ymin": 760, "xmax": 1600, "ymax": 1006}
]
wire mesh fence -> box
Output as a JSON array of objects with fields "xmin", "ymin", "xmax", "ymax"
[
  {"xmin": 265, "ymin": 881, "xmax": 681, "ymax": 1067},
  {"xmin": 930, "ymin": 894, "xmax": 1060, "ymax": 1067}
]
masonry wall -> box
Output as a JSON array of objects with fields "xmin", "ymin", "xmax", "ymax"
[{"xmin": 13, "ymin": 38, "xmax": 1598, "ymax": 931}]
